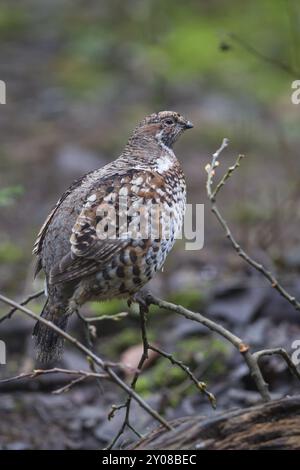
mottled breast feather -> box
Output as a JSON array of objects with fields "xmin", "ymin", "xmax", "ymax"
[{"xmin": 48, "ymin": 162, "xmax": 185, "ymax": 286}]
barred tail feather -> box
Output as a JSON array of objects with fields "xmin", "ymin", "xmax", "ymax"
[{"xmin": 33, "ymin": 301, "xmax": 69, "ymax": 364}]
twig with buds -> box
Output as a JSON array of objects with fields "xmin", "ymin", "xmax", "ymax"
[
  {"xmin": 204, "ymin": 138, "xmax": 300, "ymax": 398},
  {"xmin": 206, "ymin": 138, "xmax": 300, "ymax": 312},
  {"xmin": 106, "ymin": 299, "xmax": 216, "ymax": 450}
]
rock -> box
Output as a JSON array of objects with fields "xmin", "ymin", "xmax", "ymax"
[
  {"xmin": 207, "ymin": 280, "xmax": 267, "ymax": 325},
  {"xmin": 77, "ymin": 405, "xmax": 106, "ymax": 429}
]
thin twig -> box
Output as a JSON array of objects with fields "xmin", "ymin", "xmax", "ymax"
[
  {"xmin": 52, "ymin": 375, "xmax": 87, "ymax": 394},
  {"xmin": 107, "ymin": 297, "xmax": 217, "ymax": 448},
  {"xmin": 76, "ymin": 309, "xmax": 111, "ymax": 393},
  {"xmin": 0, "ymin": 367, "xmax": 108, "ymax": 385},
  {"xmin": 253, "ymin": 348, "xmax": 300, "ymax": 382},
  {"xmin": 0, "ymin": 289, "xmax": 44, "ymax": 324},
  {"xmin": 85, "ymin": 312, "xmax": 128, "ymax": 322},
  {"xmin": 106, "ymin": 303, "xmax": 151, "ymax": 450},
  {"xmin": 212, "ymin": 154, "xmax": 244, "ymax": 200},
  {"xmin": 203, "ymin": 138, "xmax": 300, "ymax": 399},
  {"xmin": 206, "ymin": 137, "xmax": 229, "ymax": 201},
  {"xmin": 146, "ymin": 293, "xmax": 271, "ymax": 401},
  {"xmin": 149, "ymin": 344, "xmax": 216, "ymax": 408},
  {"xmin": 228, "ymin": 32, "xmax": 299, "ymax": 78}
]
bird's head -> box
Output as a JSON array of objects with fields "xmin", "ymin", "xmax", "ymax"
[{"xmin": 133, "ymin": 110, "xmax": 193, "ymax": 148}]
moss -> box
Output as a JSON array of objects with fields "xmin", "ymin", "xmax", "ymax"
[
  {"xmin": 177, "ymin": 337, "xmax": 231, "ymax": 379},
  {"xmin": 102, "ymin": 328, "xmax": 141, "ymax": 357},
  {"xmin": 168, "ymin": 289, "xmax": 205, "ymax": 310},
  {"xmin": 135, "ymin": 376, "xmax": 152, "ymax": 396},
  {"xmin": 89, "ymin": 299, "xmax": 127, "ymax": 316},
  {"xmin": 0, "ymin": 242, "xmax": 23, "ymax": 263},
  {"xmin": 0, "ymin": 186, "xmax": 23, "ymax": 207},
  {"xmin": 0, "ymin": 6, "xmax": 29, "ymax": 39},
  {"xmin": 135, "ymin": 360, "xmax": 186, "ymax": 397}
]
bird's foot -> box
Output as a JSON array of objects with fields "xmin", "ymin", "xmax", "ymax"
[{"xmin": 127, "ymin": 290, "xmax": 152, "ymax": 313}]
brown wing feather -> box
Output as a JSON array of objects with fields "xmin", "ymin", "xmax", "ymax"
[
  {"xmin": 48, "ymin": 177, "xmax": 134, "ymax": 285},
  {"xmin": 32, "ymin": 174, "xmax": 90, "ymax": 277},
  {"xmin": 39, "ymin": 167, "xmax": 161, "ymax": 285},
  {"xmin": 32, "ymin": 177, "xmax": 85, "ymax": 256}
]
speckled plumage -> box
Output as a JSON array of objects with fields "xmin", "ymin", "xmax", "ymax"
[{"xmin": 33, "ymin": 111, "xmax": 193, "ymax": 363}]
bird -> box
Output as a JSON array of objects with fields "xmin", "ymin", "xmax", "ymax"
[{"xmin": 32, "ymin": 110, "xmax": 193, "ymax": 363}]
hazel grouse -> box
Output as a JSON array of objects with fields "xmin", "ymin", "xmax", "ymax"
[{"xmin": 33, "ymin": 111, "xmax": 193, "ymax": 363}]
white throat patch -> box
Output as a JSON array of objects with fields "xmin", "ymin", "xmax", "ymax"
[
  {"xmin": 156, "ymin": 154, "xmax": 174, "ymax": 173},
  {"xmin": 155, "ymin": 130, "xmax": 175, "ymax": 173}
]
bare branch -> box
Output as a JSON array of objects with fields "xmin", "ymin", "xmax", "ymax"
[
  {"xmin": 106, "ymin": 302, "xmax": 151, "ymax": 450},
  {"xmin": 107, "ymin": 296, "xmax": 217, "ymax": 449},
  {"xmin": 149, "ymin": 344, "xmax": 216, "ymax": 408},
  {"xmin": 52, "ymin": 375, "xmax": 87, "ymax": 394},
  {"xmin": 212, "ymin": 154, "xmax": 244, "ymax": 200},
  {"xmin": 206, "ymin": 140, "xmax": 300, "ymax": 313},
  {"xmin": 0, "ymin": 289, "xmax": 44, "ymax": 324},
  {"xmin": 0, "ymin": 367, "xmax": 108, "ymax": 385},
  {"xmin": 0, "ymin": 293, "xmax": 171, "ymax": 431},
  {"xmin": 146, "ymin": 293, "xmax": 271, "ymax": 402},
  {"xmin": 85, "ymin": 312, "xmax": 128, "ymax": 322},
  {"xmin": 253, "ymin": 348, "xmax": 300, "ymax": 382}
]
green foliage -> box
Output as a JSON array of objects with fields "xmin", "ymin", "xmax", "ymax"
[
  {"xmin": 0, "ymin": 242, "xmax": 23, "ymax": 263},
  {"xmin": 136, "ymin": 337, "xmax": 231, "ymax": 397},
  {"xmin": 52, "ymin": 0, "xmax": 297, "ymax": 104},
  {"xmin": 0, "ymin": 5, "xmax": 29, "ymax": 39},
  {"xmin": 89, "ymin": 299, "xmax": 127, "ymax": 317},
  {"xmin": 168, "ymin": 289, "xmax": 205, "ymax": 311},
  {"xmin": 135, "ymin": 359, "xmax": 186, "ymax": 396},
  {"xmin": 0, "ymin": 186, "xmax": 23, "ymax": 207},
  {"xmin": 102, "ymin": 328, "xmax": 141, "ymax": 357}
]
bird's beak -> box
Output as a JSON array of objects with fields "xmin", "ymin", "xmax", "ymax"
[{"xmin": 185, "ymin": 120, "xmax": 194, "ymax": 129}]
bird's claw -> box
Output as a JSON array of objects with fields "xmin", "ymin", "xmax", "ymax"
[{"xmin": 128, "ymin": 290, "xmax": 152, "ymax": 313}]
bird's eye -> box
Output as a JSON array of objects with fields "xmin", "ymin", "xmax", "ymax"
[{"xmin": 164, "ymin": 119, "xmax": 174, "ymax": 126}]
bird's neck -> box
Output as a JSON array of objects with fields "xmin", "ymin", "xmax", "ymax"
[{"xmin": 123, "ymin": 133, "xmax": 176, "ymax": 166}]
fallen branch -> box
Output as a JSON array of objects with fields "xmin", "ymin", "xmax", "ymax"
[{"xmin": 130, "ymin": 395, "xmax": 300, "ymax": 450}]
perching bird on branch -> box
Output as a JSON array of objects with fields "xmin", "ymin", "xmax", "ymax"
[{"xmin": 32, "ymin": 111, "xmax": 193, "ymax": 363}]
